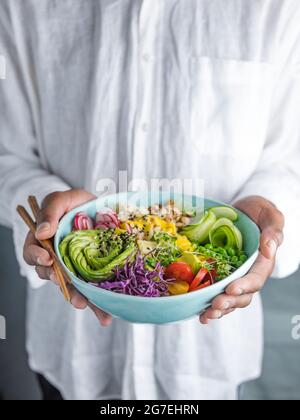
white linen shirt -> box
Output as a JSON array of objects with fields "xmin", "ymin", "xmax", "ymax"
[{"xmin": 1, "ymin": 0, "xmax": 300, "ymax": 400}]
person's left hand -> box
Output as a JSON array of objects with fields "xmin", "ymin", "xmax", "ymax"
[{"xmin": 200, "ymin": 195, "xmax": 284, "ymax": 325}]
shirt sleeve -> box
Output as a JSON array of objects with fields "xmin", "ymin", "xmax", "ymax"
[
  {"xmin": 233, "ymin": 5, "xmax": 300, "ymax": 278},
  {"xmin": 0, "ymin": 5, "xmax": 70, "ymax": 288}
]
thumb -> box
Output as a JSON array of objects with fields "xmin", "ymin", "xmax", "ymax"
[
  {"xmin": 259, "ymin": 206, "xmax": 284, "ymax": 260},
  {"xmin": 35, "ymin": 191, "xmax": 72, "ymax": 240},
  {"xmin": 260, "ymin": 231, "xmax": 278, "ymax": 260}
]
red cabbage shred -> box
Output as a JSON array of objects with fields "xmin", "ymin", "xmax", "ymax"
[{"xmin": 97, "ymin": 255, "xmax": 173, "ymax": 297}]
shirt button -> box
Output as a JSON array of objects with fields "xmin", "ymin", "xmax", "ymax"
[
  {"xmin": 142, "ymin": 53, "xmax": 155, "ymax": 63},
  {"xmin": 142, "ymin": 123, "xmax": 149, "ymax": 132}
]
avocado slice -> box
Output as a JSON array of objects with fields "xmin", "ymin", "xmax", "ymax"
[
  {"xmin": 178, "ymin": 252, "xmax": 202, "ymax": 274},
  {"xmin": 137, "ymin": 240, "xmax": 157, "ymax": 255}
]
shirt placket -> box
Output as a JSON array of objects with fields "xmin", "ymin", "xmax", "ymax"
[
  {"xmin": 131, "ymin": 0, "xmax": 160, "ymax": 181},
  {"xmin": 130, "ymin": 0, "xmax": 161, "ymax": 400}
]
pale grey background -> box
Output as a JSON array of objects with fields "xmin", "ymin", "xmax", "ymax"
[{"xmin": 0, "ymin": 225, "xmax": 299, "ymax": 400}]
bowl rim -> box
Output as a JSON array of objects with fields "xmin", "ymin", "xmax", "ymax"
[{"xmin": 54, "ymin": 192, "xmax": 260, "ymax": 302}]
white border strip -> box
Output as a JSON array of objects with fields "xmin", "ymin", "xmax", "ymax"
[
  {"xmin": 0, "ymin": 315, "xmax": 6, "ymax": 340},
  {"xmin": 0, "ymin": 54, "xmax": 6, "ymax": 79}
]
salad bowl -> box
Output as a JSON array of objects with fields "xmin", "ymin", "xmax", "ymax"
[{"xmin": 54, "ymin": 192, "xmax": 260, "ymax": 324}]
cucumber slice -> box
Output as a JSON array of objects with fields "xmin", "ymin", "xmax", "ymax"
[
  {"xmin": 209, "ymin": 206, "xmax": 238, "ymax": 222},
  {"xmin": 231, "ymin": 225, "xmax": 243, "ymax": 251},
  {"xmin": 182, "ymin": 210, "xmax": 217, "ymax": 243},
  {"xmin": 209, "ymin": 218, "xmax": 243, "ymax": 251}
]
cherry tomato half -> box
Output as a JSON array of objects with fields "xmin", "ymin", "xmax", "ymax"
[
  {"xmin": 189, "ymin": 268, "xmax": 212, "ymax": 292},
  {"xmin": 191, "ymin": 280, "xmax": 211, "ymax": 292},
  {"xmin": 168, "ymin": 280, "xmax": 190, "ymax": 296},
  {"xmin": 165, "ymin": 262, "xmax": 195, "ymax": 285}
]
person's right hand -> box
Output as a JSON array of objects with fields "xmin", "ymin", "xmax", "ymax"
[{"xmin": 23, "ymin": 189, "xmax": 112, "ymax": 327}]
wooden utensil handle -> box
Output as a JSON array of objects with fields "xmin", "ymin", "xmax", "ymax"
[
  {"xmin": 16, "ymin": 205, "xmax": 71, "ymax": 301},
  {"xmin": 27, "ymin": 197, "xmax": 71, "ymax": 283},
  {"xmin": 17, "ymin": 206, "xmax": 55, "ymax": 257},
  {"xmin": 28, "ymin": 195, "xmax": 41, "ymax": 220}
]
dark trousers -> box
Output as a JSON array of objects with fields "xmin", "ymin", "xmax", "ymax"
[{"xmin": 37, "ymin": 374, "xmax": 64, "ymax": 400}]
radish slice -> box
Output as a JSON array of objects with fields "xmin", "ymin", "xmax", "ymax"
[
  {"xmin": 73, "ymin": 212, "xmax": 94, "ymax": 231},
  {"xmin": 95, "ymin": 208, "xmax": 120, "ymax": 230},
  {"xmin": 125, "ymin": 223, "xmax": 132, "ymax": 234}
]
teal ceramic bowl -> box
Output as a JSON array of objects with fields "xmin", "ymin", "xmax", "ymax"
[{"xmin": 54, "ymin": 192, "xmax": 260, "ymax": 324}]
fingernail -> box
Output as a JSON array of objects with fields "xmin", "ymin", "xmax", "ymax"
[
  {"xmin": 200, "ymin": 315, "xmax": 210, "ymax": 325},
  {"xmin": 211, "ymin": 310, "xmax": 222, "ymax": 319},
  {"xmin": 36, "ymin": 222, "xmax": 51, "ymax": 236},
  {"xmin": 266, "ymin": 240, "xmax": 277, "ymax": 258},
  {"xmin": 36, "ymin": 257, "xmax": 43, "ymax": 266},
  {"xmin": 222, "ymin": 301, "xmax": 231, "ymax": 310},
  {"xmin": 70, "ymin": 295, "xmax": 77, "ymax": 306},
  {"xmin": 234, "ymin": 288, "xmax": 244, "ymax": 296},
  {"xmin": 50, "ymin": 273, "xmax": 58, "ymax": 285},
  {"xmin": 101, "ymin": 317, "xmax": 112, "ymax": 327}
]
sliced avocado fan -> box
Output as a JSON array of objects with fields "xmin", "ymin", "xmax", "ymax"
[{"xmin": 59, "ymin": 230, "xmax": 136, "ymax": 282}]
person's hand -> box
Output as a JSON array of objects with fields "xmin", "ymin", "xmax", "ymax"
[
  {"xmin": 23, "ymin": 189, "xmax": 112, "ymax": 327},
  {"xmin": 200, "ymin": 196, "xmax": 284, "ymax": 324}
]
